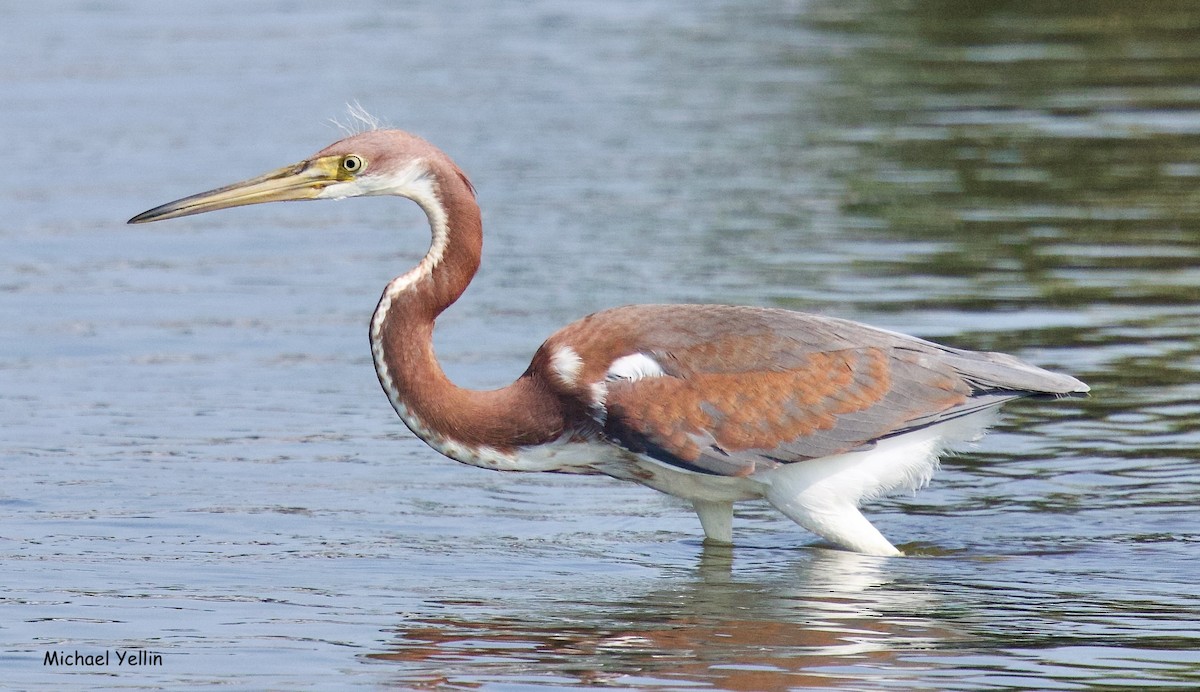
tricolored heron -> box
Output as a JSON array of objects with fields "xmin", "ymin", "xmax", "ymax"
[{"xmin": 130, "ymin": 128, "xmax": 1088, "ymax": 556}]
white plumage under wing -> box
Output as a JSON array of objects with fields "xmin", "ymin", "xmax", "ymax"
[
  {"xmin": 500, "ymin": 408, "xmax": 999, "ymax": 556},
  {"xmin": 759, "ymin": 409, "xmax": 997, "ymax": 555}
]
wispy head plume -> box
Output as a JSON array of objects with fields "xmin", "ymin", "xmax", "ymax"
[{"xmin": 330, "ymin": 101, "xmax": 386, "ymax": 135}]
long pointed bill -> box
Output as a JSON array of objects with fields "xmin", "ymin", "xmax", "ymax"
[{"xmin": 128, "ymin": 156, "xmax": 345, "ymax": 224}]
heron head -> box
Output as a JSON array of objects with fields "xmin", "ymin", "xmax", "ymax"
[{"xmin": 128, "ymin": 129, "xmax": 456, "ymax": 224}]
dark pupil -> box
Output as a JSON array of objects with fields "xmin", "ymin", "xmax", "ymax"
[{"xmin": 345, "ymin": 158, "xmax": 357, "ymax": 170}]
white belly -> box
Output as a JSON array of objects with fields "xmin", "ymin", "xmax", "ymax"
[{"xmin": 506, "ymin": 410, "xmax": 994, "ymax": 506}]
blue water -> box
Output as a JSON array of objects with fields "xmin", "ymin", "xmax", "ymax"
[{"xmin": 2, "ymin": 1, "xmax": 1199, "ymax": 689}]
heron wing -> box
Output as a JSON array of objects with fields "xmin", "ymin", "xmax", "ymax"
[{"xmin": 549, "ymin": 305, "xmax": 1084, "ymax": 477}]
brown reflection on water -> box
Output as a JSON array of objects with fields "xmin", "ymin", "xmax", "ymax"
[{"xmin": 368, "ymin": 548, "xmax": 957, "ymax": 689}]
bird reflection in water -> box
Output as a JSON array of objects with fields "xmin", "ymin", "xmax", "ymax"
[{"xmin": 366, "ymin": 547, "xmax": 960, "ymax": 688}]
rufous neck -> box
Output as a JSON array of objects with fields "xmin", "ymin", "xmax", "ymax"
[
  {"xmin": 405, "ymin": 166, "xmax": 482, "ymax": 319},
  {"xmin": 367, "ymin": 161, "xmax": 568, "ymax": 460}
]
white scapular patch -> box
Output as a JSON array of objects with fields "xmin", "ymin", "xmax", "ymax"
[
  {"xmin": 605, "ymin": 352, "xmax": 666, "ymax": 382},
  {"xmin": 549, "ymin": 346, "xmax": 584, "ymax": 386}
]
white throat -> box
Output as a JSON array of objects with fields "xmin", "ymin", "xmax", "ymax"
[{"xmin": 360, "ymin": 160, "xmax": 455, "ymax": 449}]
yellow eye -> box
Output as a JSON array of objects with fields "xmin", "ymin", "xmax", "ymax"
[{"xmin": 342, "ymin": 155, "xmax": 365, "ymax": 173}]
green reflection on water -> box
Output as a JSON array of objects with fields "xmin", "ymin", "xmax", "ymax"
[{"xmin": 802, "ymin": 0, "xmax": 1200, "ymax": 309}]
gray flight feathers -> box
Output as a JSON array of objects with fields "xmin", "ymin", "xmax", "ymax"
[{"xmin": 794, "ymin": 312, "xmax": 1088, "ymax": 396}]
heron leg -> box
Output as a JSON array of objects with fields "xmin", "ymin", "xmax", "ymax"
[
  {"xmin": 764, "ymin": 486, "xmax": 902, "ymax": 557},
  {"xmin": 692, "ymin": 499, "xmax": 733, "ymax": 544}
]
